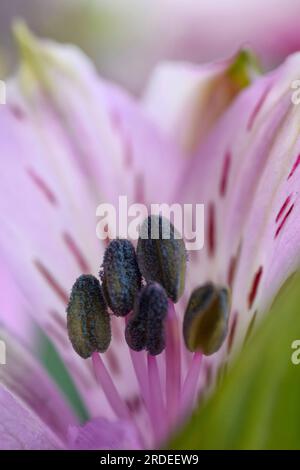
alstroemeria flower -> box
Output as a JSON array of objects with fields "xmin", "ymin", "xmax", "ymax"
[{"xmin": 1, "ymin": 25, "xmax": 300, "ymax": 450}]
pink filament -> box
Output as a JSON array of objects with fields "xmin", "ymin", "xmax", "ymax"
[
  {"xmin": 180, "ymin": 352, "xmax": 203, "ymax": 417},
  {"xmin": 129, "ymin": 348, "xmax": 149, "ymax": 409},
  {"xmin": 92, "ymin": 352, "xmax": 130, "ymax": 420},
  {"xmin": 91, "ymin": 310, "xmax": 203, "ymax": 445},
  {"xmin": 147, "ymin": 354, "xmax": 166, "ymax": 443},
  {"xmin": 166, "ymin": 301, "xmax": 181, "ymax": 426},
  {"xmin": 125, "ymin": 316, "xmax": 149, "ymax": 410}
]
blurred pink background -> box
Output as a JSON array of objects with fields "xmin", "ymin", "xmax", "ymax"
[{"xmin": 1, "ymin": 0, "xmax": 300, "ymax": 93}]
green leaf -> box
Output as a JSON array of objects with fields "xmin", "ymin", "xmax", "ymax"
[{"xmin": 169, "ymin": 273, "xmax": 300, "ymax": 449}]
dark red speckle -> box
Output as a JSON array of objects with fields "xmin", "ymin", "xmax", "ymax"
[
  {"xmin": 227, "ymin": 256, "xmax": 237, "ymax": 289},
  {"xmin": 248, "ymin": 266, "xmax": 263, "ymax": 309},
  {"xmin": 275, "ymin": 194, "xmax": 292, "ymax": 223},
  {"xmin": 275, "ymin": 203, "xmax": 294, "ymax": 239},
  {"xmin": 227, "ymin": 311, "xmax": 238, "ymax": 353},
  {"xmin": 35, "ymin": 259, "xmax": 68, "ymax": 305},
  {"xmin": 28, "ymin": 168, "xmax": 58, "ymax": 206},
  {"xmin": 288, "ymin": 154, "xmax": 300, "ymax": 180},
  {"xmin": 63, "ymin": 232, "xmax": 90, "ymax": 272},
  {"xmin": 219, "ymin": 151, "xmax": 231, "ymax": 197}
]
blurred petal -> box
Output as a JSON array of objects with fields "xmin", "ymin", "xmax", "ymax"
[
  {"xmin": 0, "ymin": 385, "xmax": 63, "ymax": 449},
  {"xmin": 143, "ymin": 50, "xmax": 259, "ymax": 154},
  {"xmin": 68, "ymin": 417, "xmax": 142, "ymax": 450},
  {"xmin": 1, "ymin": 0, "xmax": 300, "ymax": 93},
  {"xmin": 14, "ymin": 22, "xmax": 184, "ymax": 205},
  {"xmin": 0, "ymin": 328, "xmax": 77, "ymax": 443}
]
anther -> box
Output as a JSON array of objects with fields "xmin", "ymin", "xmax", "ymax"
[
  {"xmin": 67, "ymin": 274, "xmax": 111, "ymax": 358},
  {"xmin": 136, "ymin": 215, "xmax": 186, "ymax": 303},
  {"xmin": 125, "ymin": 282, "xmax": 168, "ymax": 355},
  {"xmin": 183, "ymin": 282, "xmax": 230, "ymax": 355},
  {"xmin": 101, "ymin": 239, "xmax": 142, "ymax": 316}
]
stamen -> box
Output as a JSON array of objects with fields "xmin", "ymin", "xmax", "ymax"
[
  {"xmin": 166, "ymin": 301, "xmax": 181, "ymax": 426},
  {"xmin": 128, "ymin": 345, "xmax": 149, "ymax": 409},
  {"xmin": 67, "ymin": 274, "xmax": 111, "ymax": 358},
  {"xmin": 147, "ymin": 354, "xmax": 166, "ymax": 443},
  {"xmin": 125, "ymin": 282, "xmax": 168, "ymax": 355},
  {"xmin": 101, "ymin": 239, "xmax": 141, "ymax": 316},
  {"xmin": 183, "ymin": 283, "xmax": 230, "ymax": 355},
  {"xmin": 137, "ymin": 215, "xmax": 186, "ymax": 303}
]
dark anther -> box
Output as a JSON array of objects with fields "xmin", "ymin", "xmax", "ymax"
[
  {"xmin": 136, "ymin": 215, "xmax": 186, "ymax": 303},
  {"xmin": 125, "ymin": 282, "xmax": 168, "ymax": 355},
  {"xmin": 101, "ymin": 239, "xmax": 142, "ymax": 316},
  {"xmin": 67, "ymin": 274, "xmax": 111, "ymax": 359},
  {"xmin": 183, "ymin": 282, "xmax": 230, "ymax": 355}
]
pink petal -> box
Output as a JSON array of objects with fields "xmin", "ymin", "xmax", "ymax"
[
  {"xmin": 182, "ymin": 52, "xmax": 300, "ymax": 355},
  {"xmin": 68, "ymin": 417, "xmax": 142, "ymax": 450},
  {"xmin": 0, "ymin": 261, "xmax": 35, "ymax": 345},
  {"xmin": 0, "ymin": 327, "xmax": 77, "ymax": 443},
  {"xmin": 143, "ymin": 51, "xmax": 259, "ymax": 154},
  {"xmin": 0, "ymin": 386, "xmax": 63, "ymax": 449}
]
